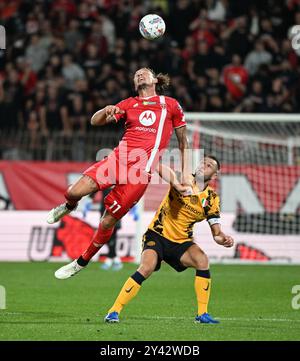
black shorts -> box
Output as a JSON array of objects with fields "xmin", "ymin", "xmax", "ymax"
[{"xmin": 142, "ymin": 229, "xmax": 195, "ymax": 272}]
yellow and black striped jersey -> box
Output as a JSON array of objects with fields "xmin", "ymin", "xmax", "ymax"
[{"xmin": 148, "ymin": 185, "xmax": 220, "ymax": 243}]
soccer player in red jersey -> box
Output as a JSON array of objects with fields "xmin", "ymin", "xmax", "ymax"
[{"xmin": 48, "ymin": 68, "xmax": 191, "ymax": 279}]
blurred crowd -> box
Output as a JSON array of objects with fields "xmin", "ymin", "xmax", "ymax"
[{"xmin": 0, "ymin": 0, "xmax": 300, "ymax": 141}]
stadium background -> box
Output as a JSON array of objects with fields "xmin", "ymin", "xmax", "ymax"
[{"xmin": 0, "ymin": 0, "xmax": 300, "ymax": 341}]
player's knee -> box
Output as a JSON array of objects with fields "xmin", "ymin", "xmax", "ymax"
[
  {"xmin": 138, "ymin": 263, "xmax": 155, "ymax": 279},
  {"xmin": 194, "ymin": 252, "xmax": 209, "ymax": 270}
]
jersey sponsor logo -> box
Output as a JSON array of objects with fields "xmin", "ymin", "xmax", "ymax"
[
  {"xmin": 139, "ymin": 110, "xmax": 156, "ymax": 126},
  {"xmin": 134, "ymin": 126, "xmax": 157, "ymax": 133},
  {"xmin": 143, "ymin": 101, "xmax": 156, "ymax": 105},
  {"xmin": 176, "ymin": 194, "xmax": 203, "ymax": 216}
]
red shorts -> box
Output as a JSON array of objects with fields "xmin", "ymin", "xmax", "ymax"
[{"xmin": 83, "ymin": 155, "xmax": 150, "ymax": 219}]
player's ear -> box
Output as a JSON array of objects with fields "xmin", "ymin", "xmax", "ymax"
[{"xmin": 153, "ymin": 77, "xmax": 158, "ymax": 84}]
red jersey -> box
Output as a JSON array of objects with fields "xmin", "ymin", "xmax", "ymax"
[
  {"xmin": 112, "ymin": 95, "xmax": 186, "ymax": 173},
  {"xmin": 223, "ymin": 65, "xmax": 249, "ymax": 99}
]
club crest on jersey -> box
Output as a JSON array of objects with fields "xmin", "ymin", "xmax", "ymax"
[
  {"xmin": 139, "ymin": 110, "xmax": 156, "ymax": 126},
  {"xmin": 190, "ymin": 195, "xmax": 198, "ymax": 205}
]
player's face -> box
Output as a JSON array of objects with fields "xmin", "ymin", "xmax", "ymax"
[
  {"xmin": 195, "ymin": 157, "xmax": 219, "ymax": 182},
  {"xmin": 133, "ymin": 68, "xmax": 157, "ymax": 91}
]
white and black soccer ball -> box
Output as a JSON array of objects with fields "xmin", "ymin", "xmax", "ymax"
[{"xmin": 139, "ymin": 14, "xmax": 166, "ymax": 40}]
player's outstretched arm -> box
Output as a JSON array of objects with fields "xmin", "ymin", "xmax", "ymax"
[
  {"xmin": 210, "ymin": 223, "xmax": 234, "ymax": 248},
  {"xmin": 91, "ymin": 105, "xmax": 125, "ymax": 126},
  {"xmin": 157, "ymin": 163, "xmax": 192, "ymax": 194},
  {"xmin": 174, "ymin": 126, "xmax": 192, "ymax": 187}
]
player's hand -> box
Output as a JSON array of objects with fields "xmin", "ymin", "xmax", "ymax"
[
  {"xmin": 176, "ymin": 184, "xmax": 193, "ymax": 196},
  {"xmin": 105, "ymin": 105, "xmax": 125, "ymax": 118},
  {"xmin": 214, "ymin": 234, "xmax": 234, "ymax": 247},
  {"xmin": 222, "ymin": 235, "xmax": 234, "ymax": 248},
  {"xmin": 182, "ymin": 174, "xmax": 193, "ymax": 188}
]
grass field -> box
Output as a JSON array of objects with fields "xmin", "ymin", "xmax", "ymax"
[{"xmin": 0, "ymin": 262, "xmax": 299, "ymax": 341}]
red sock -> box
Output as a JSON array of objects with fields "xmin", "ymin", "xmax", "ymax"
[
  {"xmin": 64, "ymin": 188, "xmax": 80, "ymax": 209},
  {"xmin": 81, "ymin": 223, "xmax": 114, "ymax": 262}
]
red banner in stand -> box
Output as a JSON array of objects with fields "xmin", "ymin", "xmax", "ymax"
[{"xmin": 0, "ymin": 161, "xmax": 91, "ymax": 210}]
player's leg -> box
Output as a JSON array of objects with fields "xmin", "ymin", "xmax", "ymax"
[
  {"xmin": 75, "ymin": 208, "xmax": 118, "ymax": 268},
  {"xmin": 47, "ymin": 175, "xmax": 99, "ymax": 224},
  {"xmin": 77, "ymin": 181, "xmax": 149, "ymax": 268},
  {"xmin": 101, "ymin": 228, "xmax": 118, "ymax": 270},
  {"xmin": 47, "ymin": 155, "xmax": 116, "ymax": 224},
  {"xmin": 55, "ymin": 182, "xmax": 150, "ymax": 279},
  {"xmin": 180, "ymin": 244, "xmax": 219, "ymax": 324},
  {"xmin": 105, "ymin": 249, "xmax": 158, "ymax": 323}
]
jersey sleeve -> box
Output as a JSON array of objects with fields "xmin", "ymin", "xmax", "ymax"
[
  {"xmin": 172, "ymin": 100, "xmax": 186, "ymax": 129},
  {"xmin": 206, "ymin": 194, "xmax": 221, "ymax": 226},
  {"xmin": 113, "ymin": 98, "xmax": 129, "ymax": 123}
]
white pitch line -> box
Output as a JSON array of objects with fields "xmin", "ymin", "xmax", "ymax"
[
  {"xmin": 130, "ymin": 316, "xmax": 300, "ymax": 323},
  {"xmin": 218, "ymin": 317, "xmax": 300, "ymax": 323},
  {"xmin": 0, "ymin": 312, "xmax": 23, "ymax": 315},
  {"xmin": 2, "ymin": 313, "xmax": 300, "ymax": 324}
]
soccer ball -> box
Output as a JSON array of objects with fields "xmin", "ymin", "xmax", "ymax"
[{"xmin": 139, "ymin": 14, "xmax": 166, "ymax": 40}]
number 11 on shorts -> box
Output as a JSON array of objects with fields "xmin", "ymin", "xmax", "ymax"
[{"xmin": 109, "ymin": 200, "xmax": 121, "ymax": 214}]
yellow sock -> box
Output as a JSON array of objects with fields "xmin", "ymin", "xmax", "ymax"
[
  {"xmin": 108, "ymin": 277, "xmax": 141, "ymax": 314},
  {"xmin": 195, "ymin": 276, "xmax": 211, "ymax": 315}
]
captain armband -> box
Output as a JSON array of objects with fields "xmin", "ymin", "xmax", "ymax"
[{"xmin": 207, "ymin": 217, "xmax": 221, "ymax": 226}]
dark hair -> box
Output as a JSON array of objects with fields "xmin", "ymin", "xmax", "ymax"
[
  {"xmin": 205, "ymin": 154, "xmax": 221, "ymax": 170},
  {"xmin": 146, "ymin": 68, "xmax": 170, "ymax": 94}
]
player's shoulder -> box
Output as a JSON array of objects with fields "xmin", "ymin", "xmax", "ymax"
[
  {"xmin": 206, "ymin": 186, "xmax": 219, "ymax": 200},
  {"xmin": 116, "ymin": 97, "xmax": 136, "ymax": 106},
  {"xmin": 163, "ymin": 96, "xmax": 180, "ymax": 105},
  {"xmin": 164, "ymin": 96, "xmax": 184, "ymax": 112}
]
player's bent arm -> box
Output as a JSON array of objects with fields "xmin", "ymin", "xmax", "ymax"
[
  {"xmin": 91, "ymin": 105, "xmax": 125, "ymax": 126},
  {"xmin": 91, "ymin": 108, "xmax": 109, "ymax": 126},
  {"xmin": 157, "ymin": 163, "xmax": 179, "ymax": 186},
  {"xmin": 174, "ymin": 126, "xmax": 192, "ymax": 187},
  {"xmin": 157, "ymin": 163, "xmax": 192, "ymax": 194},
  {"xmin": 210, "ymin": 223, "xmax": 234, "ymax": 248}
]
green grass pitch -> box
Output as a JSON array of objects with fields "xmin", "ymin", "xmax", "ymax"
[{"xmin": 0, "ymin": 262, "xmax": 299, "ymax": 341}]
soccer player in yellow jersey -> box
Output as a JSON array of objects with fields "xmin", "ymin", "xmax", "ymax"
[{"xmin": 104, "ymin": 155, "xmax": 234, "ymax": 324}]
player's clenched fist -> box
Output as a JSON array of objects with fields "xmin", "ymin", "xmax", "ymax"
[
  {"xmin": 222, "ymin": 235, "xmax": 234, "ymax": 248},
  {"xmin": 105, "ymin": 105, "xmax": 125, "ymax": 117}
]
